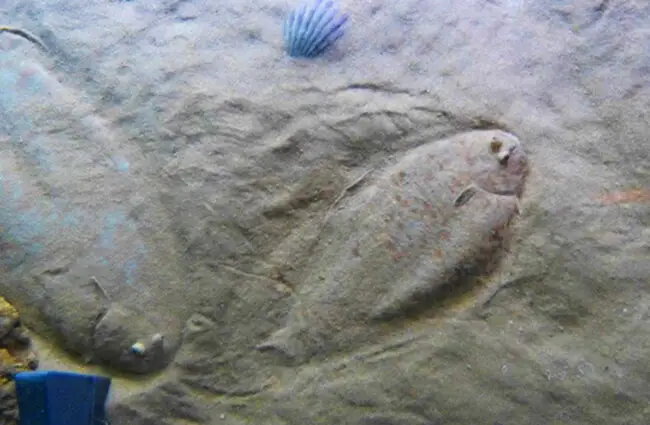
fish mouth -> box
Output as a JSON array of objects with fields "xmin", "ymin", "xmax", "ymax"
[
  {"xmin": 480, "ymin": 143, "xmax": 529, "ymax": 198},
  {"xmin": 503, "ymin": 145, "xmax": 529, "ymax": 176},
  {"xmin": 497, "ymin": 145, "xmax": 516, "ymax": 165},
  {"xmin": 503, "ymin": 145, "xmax": 529, "ymax": 198}
]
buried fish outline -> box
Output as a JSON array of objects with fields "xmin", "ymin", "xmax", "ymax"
[{"xmin": 257, "ymin": 130, "xmax": 529, "ymax": 364}]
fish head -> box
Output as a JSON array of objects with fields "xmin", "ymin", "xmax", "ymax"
[{"xmin": 465, "ymin": 130, "xmax": 529, "ymax": 197}]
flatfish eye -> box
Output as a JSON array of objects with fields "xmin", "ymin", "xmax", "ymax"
[
  {"xmin": 498, "ymin": 146, "xmax": 516, "ymax": 166},
  {"xmin": 489, "ymin": 137, "xmax": 517, "ymax": 166}
]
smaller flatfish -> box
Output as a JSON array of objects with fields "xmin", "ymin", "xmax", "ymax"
[{"xmin": 258, "ymin": 130, "xmax": 529, "ymax": 364}]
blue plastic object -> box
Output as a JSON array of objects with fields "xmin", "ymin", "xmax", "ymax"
[{"xmin": 14, "ymin": 371, "xmax": 111, "ymax": 425}]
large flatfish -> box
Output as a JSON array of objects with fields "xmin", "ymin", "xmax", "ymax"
[
  {"xmin": 258, "ymin": 130, "xmax": 529, "ymax": 364},
  {"xmin": 0, "ymin": 34, "xmax": 185, "ymax": 373}
]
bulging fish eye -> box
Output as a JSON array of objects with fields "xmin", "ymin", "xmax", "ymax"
[
  {"xmin": 489, "ymin": 138, "xmax": 503, "ymax": 154},
  {"xmin": 497, "ymin": 146, "xmax": 516, "ymax": 166},
  {"xmin": 489, "ymin": 137, "xmax": 514, "ymax": 165}
]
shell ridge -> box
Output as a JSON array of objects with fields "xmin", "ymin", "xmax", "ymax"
[
  {"xmin": 290, "ymin": 5, "xmax": 307, "ymax": 55},
  {"xmin": 284, "ymin": 0, "xmax": 347, "ymax": 58},
  {"xmin": 300, "ymin": 2, "xmax": 334, "ymax": 56},
  {"xmin": 303, "ymin": 9, "xmax": 337, "ymax": 56},
  {"xmin": 296, "ymin": 1, "xmax": 321, "ymax": 55},
  {"xmin": 283, "ymin": 12, "xmax": 295, "ymax": 54},
  {"xmin": 307, "ymin": 13, "xmax": 347, "ymax": 57},
  {"xmin": 298, "ymin": 0, "xmax": 330, "ymax": 55}
]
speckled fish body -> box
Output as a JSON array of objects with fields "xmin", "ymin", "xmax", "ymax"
[{"xmin": 258, "ymin": 130, "xmax": 529, "ymax": 363}]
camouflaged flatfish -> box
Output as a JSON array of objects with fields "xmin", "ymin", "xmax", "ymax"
[
  {"xmin": 0, "ymin": 43, "xmax": 184, "ymax": 374},
  {"xmin": 257, "ymin": 130, "xmax": 529, "ymax": 364}
]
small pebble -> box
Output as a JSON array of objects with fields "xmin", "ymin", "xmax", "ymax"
[{"xmin": 131, "ymin": 342, "xmax": 146, "ymax": 356}]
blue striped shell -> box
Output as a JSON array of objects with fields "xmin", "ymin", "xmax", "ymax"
[{"xmin": 284, "ymin": 0, "xmax": 349, "ymax": 58}]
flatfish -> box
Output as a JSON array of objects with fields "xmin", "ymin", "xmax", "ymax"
[
  {"xmin": 258, "ymin": 130, "xmax": 529, "ymax": 364},
  {"xmin": 0, "ymin": 37, "xmax": 185, "ymax": 373}
]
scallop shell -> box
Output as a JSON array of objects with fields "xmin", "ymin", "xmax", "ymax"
[{"xmin": 284, "ymin": 0, "xmax": 348, "ymax": 58}]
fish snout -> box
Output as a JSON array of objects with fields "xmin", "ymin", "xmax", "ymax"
[
  {"xmin": 477, "ymin": 134, "xmax": 529, "ymax": 197},
  {"xmin": 502, "ymin": 144, "xmax": 528, "ymax": 177}
]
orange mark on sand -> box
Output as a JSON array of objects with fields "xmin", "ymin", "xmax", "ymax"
[{"xmin": 598, "ymin": 189, "xmax": 650, "ymax": 205}]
